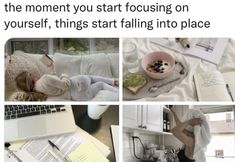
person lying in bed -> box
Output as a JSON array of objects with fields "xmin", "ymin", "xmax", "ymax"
[
  {"xmin": 170, "ymin": 107, "xmax": 202, "ymax": 162},
  {"xmin": 15, "ymin": 71, "xmax": 118, "ymax": 101}
]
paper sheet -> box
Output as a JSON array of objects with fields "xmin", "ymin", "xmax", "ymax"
[
  {"xmin": 5, "ymin": 127, "xmax": 110, "ymax": 162},
  {"xmin": 4, "ymin": 150, "xmax": 19, "ymax": 162},
  {"xmin": 76, "ymin": 126, "xmax": 111, "ymax": 156},
  {"xmin": 151, "ymin": 38, "xmax": 228, "ymax": 64},
  {"xmin": 16, "ymin": 132, "xmax": 85, "ymax": 162},
  {"xmin": 111, "ymin": 125, "xmax": 119, "ymax": 162},
  {"xmin": 68, "ymin": 140, "xmax": 109, "ymax": 162},
  {"xmin": 9, "ymin": 141, "xmax": 25, "ymax": 151},
  {"xmin": 194, "ymin": 71, "xmax": 231, "ymax": 101}
]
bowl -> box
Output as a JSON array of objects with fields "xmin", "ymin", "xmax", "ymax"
[{"xmin": 141, "ymin": 52, "xmax": 175, "ymax": 79}]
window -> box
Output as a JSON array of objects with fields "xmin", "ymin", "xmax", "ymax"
[
  {"xmin": 6, "ymin": 38, "xmax": 119, "ymax": 55},
  {"xmin": 5, "ymin": 38, "xmax": 52, "ymax": 55},
  {"xmin": 53, "ymin": 38, "xmax": 89, "ymax": 55},
  {"xmin": 205, "ymin": 110, "xmax": 235, "ymax": 162}
]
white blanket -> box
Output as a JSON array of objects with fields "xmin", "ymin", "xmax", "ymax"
[
  {"xmin": 124, "ymin": 38, "xmax": 235, "ymax": 101},
  {"xmin": 182, "ymin": 109, "xmax": 211, "ymax": 162}
]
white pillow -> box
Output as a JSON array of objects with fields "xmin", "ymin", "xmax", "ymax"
[
  {"xmin": 107, "ymin": 53, "xmax": 119, "ymax": 78},
  {"xmin": 53, "ymin": 53, "xmax": 82, "ymax": 77},
  {"xmin": 91, "ymin": 90, "xmax": 119, "ymax": 101},
  {"xmin": 54, "ymin": 53, "xmax": 113, "ymax": 78},
  {"xmin": 25, "ymin": 53, "xmax": 54, "ymax": 75},
  {"xmin": 80, "ymin": 53, "xmax": 112, "ymax": 77},
  {"xmin": 46, "ymin": 90, "xmax": 119, "ymax": 101}
]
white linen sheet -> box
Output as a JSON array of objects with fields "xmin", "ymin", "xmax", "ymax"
[{"xmin": 123, "ymin": 38, "xmax": 235, "ymax": 101}]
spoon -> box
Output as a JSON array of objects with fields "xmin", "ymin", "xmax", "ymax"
[
  {"xmin": 175, "ymin": 61, "xmax": 185, "ymax": 75},
  {"xmin": 148, "ymin": 77, "xmax": 181, "ymax": 93}
]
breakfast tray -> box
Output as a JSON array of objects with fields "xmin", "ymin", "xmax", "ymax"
[{"xmin": 123, "ymin": 60, "xmax": 188, "ymax": 100}]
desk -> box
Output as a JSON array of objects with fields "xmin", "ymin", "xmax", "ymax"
[{"xmin": 72, "ymin": 105, "xmax": 119, "ymax": 162}]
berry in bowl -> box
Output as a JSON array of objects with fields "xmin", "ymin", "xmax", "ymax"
[{"xmin": 141, "ymin": 52, "xmax": 175, "ymax": 79}]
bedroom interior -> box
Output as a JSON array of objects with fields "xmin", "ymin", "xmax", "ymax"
[{"xmin": 4, "ymin": 38, "xmax": 119, "ymax": 101}]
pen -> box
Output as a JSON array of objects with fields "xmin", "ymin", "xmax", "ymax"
[
  {"xmin": 48, "ymin": 140, "xmax": 60, "ymax": 150},
  {"xmin": 48, "ymin": 149, "xmax": 64, "ymax": 162},
  {"xmin": 226, "ymin": 84, "xmax": 234, "ymax": 101},
  {"xmin": 48, "ymin": 140, "xmax": 71, "ymax": 162}
]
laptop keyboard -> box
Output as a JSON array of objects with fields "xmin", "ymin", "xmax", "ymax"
[{"xmin": 5, "ymin": 105, "xmax": 66, "ymax": 120}]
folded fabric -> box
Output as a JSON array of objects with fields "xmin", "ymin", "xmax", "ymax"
[{"xmin": 182, "ymin": 109, "xmax": 211, "ymax": 162}]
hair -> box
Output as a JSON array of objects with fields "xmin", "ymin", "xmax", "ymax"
[
  {"xmin": 15, "ymin": 71, "xmax": 47, "ymax": 101},
  {"xmin": 10, "ymin": 91, "xmax": 47, "ymax": 101},
  {"xmin": 15, "ymin": 71, "xmax": 34, "ymax": 92}
]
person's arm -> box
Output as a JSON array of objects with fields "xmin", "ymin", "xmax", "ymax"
[
  {"xmin": 42, "ymin": 74, "xmax": 71, "ymax": 90},
  {"xmin": 89, "ymin": 75, "xmax": 117, "ymax": 85},
  {"xmin": 170, "ymin": 107, "xmax": 182, "ymax": 126},
  {"xmin": 171, "ymin": 118, "xmax": 202, "ymax": 147},
  {"xmin": 170, "ymin": 107, "xmax": 201, "ymax": 147},
  {"xmin": 171, "ymin": 121, "xmax": 195, "ymax": 147}
]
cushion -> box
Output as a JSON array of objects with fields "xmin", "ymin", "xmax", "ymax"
[
  {"xmin": 53, "ymin": 53, "xmax": 83, "ymax": 77},
  {"xmin": 25, "ymin": 53, "xmax": 55, "ymax": 75},
  {"xmin": 107, "ymin": 53, "xmax": 119, "ymax": 78},
  {"xmin": 91, "ymin": 90, "xmax": 119, "ymax": 101},
  {"xmin": 46, "ymin": 90, "xmax": 119, "ymax": 101},
  {"xmin": 53, "ymin": 53, "xmax": 113, "ymax": 78}
]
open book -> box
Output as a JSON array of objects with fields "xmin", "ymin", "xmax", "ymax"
[
  {"xmin": 194, "ymin": 71, "xmax": 235, "ymax": 101},
  {"xmin": 151, "ymin": 38, "xmax": 228, "ymax": 64}
]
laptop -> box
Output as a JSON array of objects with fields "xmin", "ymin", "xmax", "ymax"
[{"xmin": 4, "ymin": 105, "xmax": 77, "ymax": 142}]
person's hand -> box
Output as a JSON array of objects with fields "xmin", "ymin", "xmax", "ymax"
[
  {"xmin": 189, "ymin": 118, "xmax": 203, "ymax": 126},
  {"xmin": 114, "ymin": 79, "xmax": 119, "ymax": 86},
  {"xmin": 168, "ymin": 105, "xmax": 174, "ymax": 111},
  {"xmin": 61, "ymin": 78, "xmax": 71, "ymax": 88},
  {"xmin": 60, "ymin": 73, "xmax": 69, "ymax": 79}
]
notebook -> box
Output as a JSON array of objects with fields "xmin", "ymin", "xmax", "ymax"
[{"xmin": 194, "ymin": 71, "xmax": 235, "ymax": 101}]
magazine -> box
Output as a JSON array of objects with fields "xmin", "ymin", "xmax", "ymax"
[{"xmin": 150, "ymin": 38, "xmax": 228, "ymax": 64}]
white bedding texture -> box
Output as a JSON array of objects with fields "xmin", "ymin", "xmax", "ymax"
[{"xmin": 123, "ymin": 38, "xmax": 235, "ymax": 101}]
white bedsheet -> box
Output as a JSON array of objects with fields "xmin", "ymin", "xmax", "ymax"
[{"xmin": 123, "ymin": 38, "xmax": 235, "ymax": 101}]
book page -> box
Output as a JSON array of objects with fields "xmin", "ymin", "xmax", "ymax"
[
  {"xmin": 223, "ymin": 71, "xmax": 235, "ymax": 101},
  {"xmin": 194, "ymin": 71, "xmax": 231, "ymax": 101},
  {"xmin": 68, "ymin": 140, "xmax": 109, "ymax": 162},
  {"xmin": 15, "ymin": 132, "xmax": 85, "ymax": 162},
  {"xmin": 9, "ymin": 127, "xmax": 110, "ymax": 162},
  {"xmin": 76, "ymin": 126, "xmax": 110, "ymax": 156}
]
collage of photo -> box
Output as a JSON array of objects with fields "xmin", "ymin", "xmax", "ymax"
[{"xmin": 4, "ymin": 38, "xmax": 235, "ymax": 162}]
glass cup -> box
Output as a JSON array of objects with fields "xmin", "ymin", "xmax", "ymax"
[{"xmin": 123, "ymin": 42, "xmax": 139, "ymax": 73}]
